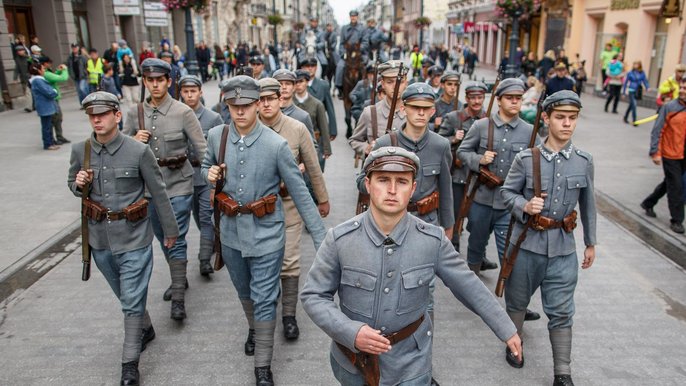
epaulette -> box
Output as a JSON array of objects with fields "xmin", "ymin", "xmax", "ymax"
[
  {"xmin": 574, "ymin": 148, "xmax": 593, "ymax": 161},
  {"xmin": 518, "ymin": 148, "xmax": 534, "ymax": 159},
  {"xmin": 332, "ymin": 215, "xmax": 363, "ymax": 240},
  {"xmin": 415, "ymin": 219, "xmax": 443, "ymax": 240}
]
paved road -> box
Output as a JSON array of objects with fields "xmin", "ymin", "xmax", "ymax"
[{"xmin": 1, "ymin": 72, "xmax": 686, "ymax": 385}]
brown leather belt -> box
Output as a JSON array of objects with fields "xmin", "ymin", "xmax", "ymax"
[
  {"xmin": 157, "ymin": 154, "xmax": 188, "ymax": 168},
  {"xmin": 531, "ymin": 210, "xmax": 577, "ymax": 233}
]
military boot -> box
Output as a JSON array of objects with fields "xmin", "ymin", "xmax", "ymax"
[
  {"xmin": 468, "ymin": 263, "xmax": 481, "ymax": 275},
  {"xmin": 169, "ymin": 259, "xmax": 188, "ymax": 320},
  {"xmin": 140, "ymin": 310, "xmax": 155, "ymax": 352},
  {"xmin": 162, "ymin": 278, "xmax": 188, "ymax": 301},
  {"xmin": 198, "ymin": 237, "xmax": 214, "ymax": 276},
  {"xmin": 120, "ymin": 361, "xmax": 139, "ymax": 386},
  {"xmin": 254, "ymin": 320, "xmax": 277, "ymax": 385},
  {"xmin": 281, "ymin": 277, "xmax": 300, "ymax": 340}
]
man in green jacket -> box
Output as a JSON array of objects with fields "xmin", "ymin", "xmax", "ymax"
[{"xmin": 40, "ymin": 56, "xmax": 70, "ymax": 144}]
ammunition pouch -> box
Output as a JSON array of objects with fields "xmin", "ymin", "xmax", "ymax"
[
  {"xmin": 279, "ymin": 183, "xmax": 289, "ymax": 198},
  {"xmin": 215, "ymin": 193, "xmax": 277, "ymax": 218},
  {"xmin": 82, "ymin": 198, "xmax": 108, "ymax": 222},
  {"xmin": 478, "ymin": 166, "xmax": 504, "ymax": 189},
  {"xmin": 83, "ymin": 198, "xmax": 148, "ymax": 222},
  {"xmin": 157, "ymin": 154, "xmax": 188, "ymax": 169},
  {"xmin": 407, "ymin": 191, "xmax": 440, "ymax": 216},
  {"xmin": 122, "ymin": 199, "xmax": 149, "ymax": 222},
  {"xmin": 530, "ymin": 210, "xmax": 577, "ymax": 233}
]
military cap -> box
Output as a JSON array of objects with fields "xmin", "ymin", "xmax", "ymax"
[
  {"xmin": 675, "ymin": 64, "xmax": 686, "ymax": 72},
  {"xmin": 427, "ymin": 65, "xmax": 444, "ymax": 78},
  {"xmin": 272, "ymin": 69, "xmax": 297, "ymax": 82},
  {"xmin": 421, "ymin": 57, "xmax": 435, "ymax": 67},
  {"xmin": 218, "ymin": 78, "xmax": 230, "ymax": 90},
  {"xmin": 495, "ymin": 78, "xmax": 527, "ymax": 97},
  {"xmin": 237, "ymin": 66, "xmax": 254, "ymax": 77},
  {"xmin": 378, "ymin": 60, "xmax": 404, "ymax": 78},
  {"xmin": 249, "ymin": 55, "xmax": 264, "ymax": 64},
  {"xmin": 223, "ymin": 75, "xmax": 260, "ymax": 105},
  {"xmin": 141, "ymin": 58, "xmax": 171, "ymax": 77},
  {"xmin": 542, "ymin": 90, "xmax": 582, "ymax": 112},
  {"xmin": 299, "ymin": 57, "xmax": 318, "ymax": 67},
  {"xmin": 363, "ymin": 146, "xmax": 421, "ymax": 177},
  {"xmin": 179, "ymin": 74, "xmax": 202, "ymax": 88},
  {"xmin": 464, "ymin": 81, "xmax": 488, "ymax": 95},
  {"xmin": 82, "ymin": 91, "xmax": 120, "ymax": 115},
  {"xmin": 160, "ymin": 51, "xmax": 174, "ymax": 59},
  {"xmin": 349, "ymin": 10, "xmax": 359, "ymax": 16},
  {"xmin": 259, "ymin": 77, "xmax": 282, "ymax": 97},
  {"xmin": 402, "ymin": 83, "xmax": 436, "ymax": 108},
  {"xmin": 440, "ymin": 71, "xmax": 460, "ymax": 83},
  {"xmin": 295, "ymin": 69, "xmax": 311, "ymax": 81}
]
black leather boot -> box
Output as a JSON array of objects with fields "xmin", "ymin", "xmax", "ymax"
[
  {"xmin": 245, "ymin": 328, "xmax": 256, "ymax": 356},
  {"xmin": 120, "ymin": 361, "xmax": 139, "ymax": 386},
  {"xmin": 553, "ymin": 374, "xmax": 574, "ymax": 386},
  {"xmin": 481, "ymin": 257, "xmax": 498, "ymax": 271},
  {"xmin": 162, "ymin": 279, "xmax": 188, "ymax": 301},
  {"xmin": 525, "ymin": 308, "xmax": 541, "ymax": 321},
  {"xmin": 282, "ymin": 316, "xmax": 300, "ymax": 340},
  {"xmin": 140, "ymin": 325, "xmax": 156, "ymax": 352},
  {"xmin": 171, "ymin": 300, "xmax": 186, "ymax": 320},
  {"xmin": 254, "ymin": 365, "xmax": 274, "ymax": 386}
]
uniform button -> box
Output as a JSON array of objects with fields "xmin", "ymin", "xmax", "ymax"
[
  {"xmin": 557, "ymin": 186, "xmax": 561, "ymax": 190},
  {"xmin": 387, "ymin": 272, "xmax": 393, "ymax": 278},
  {"xmin": 500, "ymin": 159, "xmax": 504, "ymax": 162},
  {"xmin": 104, "ymin": 179, "xmax": 108, "ymax": 183},
  {"xmin": 125, "ymin": 172, "xmax": 129, "ymax": 175},
  {"xmin": 107, "ymin": 220, "xmax": 111, "ymax": 224},
  {"xmin": 154, "ymin": 137, "xmax": 158, "ymax": 140},
  {"xmin": 238, "ymin": 188, "xmax": 243, "ymax": 192},
  {"xmin": 553, "ymin": 211, "xmax": 557, "ymax": 215},
  {"xmin": 237, "ymin": 213, "xmax": 242, "ymax": 217},
  {"xmin": 353, "ymin": 221, "xmax": 359, "ymax": 226},
  {"xmin": 499, "ymin": 169, "xmax": 503, "ymax": 173},
  {"xmin": 103, "ymin": 166, "xmax": 107, "ymax": 169},
  {"xmin": 240, "ymin": 160, "xmax": 244, "ymax": 164},
  {"xmin": 432, "ymin": 170, "xmax": 436, "ymax": 174},
  {"xmin": 152, "ymin": 127, "xmax": 156, "ymax": 130},
  {"xmin": 239, "ymin": 147, "xmax": 244, "ymax": 151},
  {"xmin": 418, "ymin": 279, "xmax": 423, "ymax": 285},
  {"xmin": 383, "ymin": 288, "xmax": 390, "ymax": 294},
  {"xmin": 556, "ymin": 173, "xmax": 561, "ymax": 177},
  {"xmin": 502, "ymin": 148, "xmax": 506, "ymax": 152},
  {"xmin": 153, "ymin": 115, "xmax": 157, "ymax": 119},
  {"xmin": 554, "ymin": 199, "xmax": 558, "ymax": 203},
  {"xmin": 576, "ymin": 183, "xmax": 580, "ymax": 187},
  {"xmin": 387, "ymin": 248, "xmax": 393, "ymax": 255},
  {"xmin": 355, "ymin": 282, "xmax": 361, "ymax": 288},
  {"xmin": 502, "ymin": 138, "xmax": 507, "ymax": 142},
  {"xmin": 105, "ymin": 193, "xmax": 110, "ymax": 197},
  {"xmin": 380, "ymin": 327, "xmax": 387, "ymax": 332},
  {"xmin": 557, "ymin": 159, "xmax": 561, "ymax": 163},
  {"xmin": 154, "ymin": 147, "xmax": 159, "ymax": 151},
  {"xmin": 427, "ymin": 331, "xmax": 432, "ymax": 337}
]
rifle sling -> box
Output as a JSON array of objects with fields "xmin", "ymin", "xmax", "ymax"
[
  {"xmin": 371, "ymin": 105, "xmax": 378, "ymax": 140},
  {"xmin": 137, "ymin": 102, "xmax": 145, "ymax": 133},
  {"xmin": 213, "ymin": 125, "xmax": 230, "ymax": 271},
  {"xmin": 81, "ymin": 140, "xmax": 92, "ymax": 281}
]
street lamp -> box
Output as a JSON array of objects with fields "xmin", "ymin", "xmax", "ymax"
[
  {"xmin": 504, "ymin": 7, "xmax": 522, "ymax": 79},
  {"xmin": 272, "ymin": 0, "xmax": 278, "ymax": 51},
  {"xmin": 184, "ymin": 7, "xmax": 199, "ymax": 75}
]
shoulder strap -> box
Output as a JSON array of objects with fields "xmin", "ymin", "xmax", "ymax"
[
  {"xmin": 218, "ymin": 125, "xmax": 229, "ymax": 165},
  {"xmin": 371, "ymin": 105, "xmax": 378, "ymax": 140},
  {"xmin": 532, "ymin": 147, "xmax": 541, "ymax": 198},
  {"xmin": 390, "ymin": 130, "xmax": 398, "ymax": 147},
  {"xmin": 487, "ymin": 118, "xmax": 494, "ymax": 152}
]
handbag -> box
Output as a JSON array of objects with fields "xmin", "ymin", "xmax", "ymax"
[{"xmin": 635, "ymin": 85, "xmax": 643, "ymax": 100}]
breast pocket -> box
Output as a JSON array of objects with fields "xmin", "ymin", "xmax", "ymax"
[
  {"xmin": 563, "ymin": 175, "xmax": 587, "ymax": 205},
  {"xmin": 114, "ymin": 167, "xmax": 140, "ymax": 194},
  {"xmin": 419, "ymin": 163, "xmax": 440, "ymax": 192},
  {"xmin": 397, "ymin": 264, "xmax": 434, "ymax": 315},
  {"xmin": 339, "ymin": 267, "xmax": 378, "ymax": 319},
  {"xmin": 511, "ymin": 143, "xmax": 527, "ymax": 154},
  {"xmin": 164, "ymin": 131, "xmax": 186, "ymax": 151}
]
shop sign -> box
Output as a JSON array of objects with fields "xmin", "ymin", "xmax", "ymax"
[
  {"xmin": 660, "ymin": 0, "xmax": 682, "ymax": 18},
  {"xmin": 464, "ymin": 21, "xmax": 475, "ymax": 33},
  {"xmin": 114, "ymin": 6, "xmax": 141, "ymax": 15},
  {"xmin": 610, "ymin": 0, "xmax": 640, "ymax": 10}
]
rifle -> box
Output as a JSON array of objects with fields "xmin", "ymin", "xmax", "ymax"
[
  {"xmin": 174, "ymin": 73, "xmax": 180, "ymax": 101},
  {"xmin": 354, "ymin": 59, "xmax": 380, "ymax": 169},
  {"xmin": 495, "ymin": 85, "xmax": 546, "ymax": 297},
  {"xmin": 455, "ymin": 74, "xmax": 501, "ymax": 236},
  {"xmin": 213, "ymin": 126, "xmax": 230, "ymax": 271},
  {"xmin": 137, "ymin": 76, "xmax": 148, "ymax": 142},
  {"xmin": 81, "ymin": 141, "xmax": 92, "ymax": 281}
]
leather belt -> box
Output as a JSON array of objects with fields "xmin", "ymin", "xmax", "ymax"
[
  {"xmin": 383, "ymin": 314, "xmax": 424, "ymax": 344},
  {"xmin": 105, "ymin": 211, "xmax": 127, "ymax": 221}
]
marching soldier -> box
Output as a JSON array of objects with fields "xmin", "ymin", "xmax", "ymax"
[
  {"xmin": 335, "ymin": 10, "xmax": 366, "ymax": 95},
  {"xmin": 348, "ymin": 60, "xmax": 407, "ymax": 157},
  {"xmin": 438, "ymin": 81, "xmax": 488, "ymax": 252},
  {"xmin": 349, "ymin": 63, "xmax": 375, "ymax": 124},
  {"xmin": 159, "ymin": 52, "xmax": 181, "ymax": 98},
  {"xmin": 301, "ymin": 57, "xmax": 338, "ymax": 139},
  {"xmin": 426, "ymin": 65, "xmax": 444, "ymax": 95},
  {"xmin": 500, "ymin": 90, "xmax": 596, "ymax": 386},
  {"xmin": 301, "ymin": 146, "xmax": 521, "ymax": 385},
  {"xmin": 178, "ymin": 74, "xmax": 223, "ymax": 276},
  {"xmin": 257, "ymin": 77, "xmax": 330, "ymax": 341},
  {"xmin": 250, "ymin": 55, "xmax": 268, "ymax": 79},
  {"xmin": 272, "ymin": 69, "xmax": 316, "ymax": 138},
  {"xmin": 298, "ymin": 17, "xmax": 329, "ymax": 73},
  {"xmin": 202, "ymin": 75, "xmax": 326, "ymax": 386},
  {"xmin": 456, "ymin": 78, "xmax": 540, "ymax": 321},
  {"xmin": 362, "ymin": 18, "xmax": 389, "ymax": 62},
  {"xmin": 212, "ymin": 79, "xmax": 232, "ymax": 124},
  {"xmin": 123, "ymin": 58, "xmax": 207, "ymax": 321},
  {"xmin": 430, "ymin": 70, "xmax": 460, "ymax": 132},
  {"xmin": 294, "ymin": 69, "xmax": 332, "ymax": 170},
  {"xmin": 68, "ymin": 91, "xmax": 179, "ymax": 386}
]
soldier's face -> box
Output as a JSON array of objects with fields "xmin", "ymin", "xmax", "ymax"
[
  {"xmin": 405, "ymin": 104, "xmax": 435, "ymax": 129},
  {"xmin": 543, "ymin": 110, "xmax": 578, "ymax": 143},
  {"xmin": 88, "ymin": 110, "xmax": 121, "ymax": 138},
  {"xmin": 258, "ymin": 94, "xmax": 281, "ymax": 120},
  {"xmin": 350, "ymin": 15, "xmax": 358, "ymax": 24},
  {"xmin": 228, "ymin": 101, "xmax": 259, "ymax": 131},
  {"xmin": 430, "ymin": 75, "xmax": 441, "ymax": 87},
  {"xmin": 497, "ymin": 94, "xmax": 523, "ymax": 118},
  {"xmin": 251, "ymin": 63, "xmax": 264, "ymax": 76},
  {"xmin": 303, "ymin": 64, "xmax": 317, "ymax": 77},
  {"xmin": 294, "ymin": 79, "xmax": 308, "ymax": 94},
  {"xmin": 144, "ymin": 75, "xmax": 171, "ymax": 99},
  {"xmin": 381, "ymin": 77, "xmax": 407, "ymax": 99},
  {"xmin": 181, "ymin": 86, "xmax": 202, "ymax": 108},
  {"xmin": 279, "ymin": 80, "xmax": 295, "ymax": 99},
  {"xmin": 365, "ymin": 171, "xmax": 416, "ymax": 216},
  {"xmin": 442, "ymin": 80, "xmax": 458, "ymax": 97},
  {"xmin": 466, "ymin": 94, "xmax": 485, "ymax": 111}
]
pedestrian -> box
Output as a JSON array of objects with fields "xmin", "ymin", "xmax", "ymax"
[
  {"xmin": 622, "ymin": 60, "xmax": 649, "ymax": 125},
  {"xmin": 100, "ymin": 64, "xmax": 121, "ymax": 98},
  {"xmin": 102, "ymin": 41, "xmax": 121, "ymax": 93},
  {"xmin": 202, "ymin": 75, "xmax": 326, "ymax": 386},
  {"xmin": 501, "ymin": 90, "xmax": 596, "ymax": 386},
  {"xmin": 293, "ymin": 69, "xmax": 332, "ymax": 169},
  {"xmin": 521, "ymin": 51, "xmax": 538, "ymax": 77},
  {"xmin": 657, "ymin": 63, "xmax": 685, "ymax": 107},
  {"xmin": 645, "ymin": 77, "xmax": 686, "ymax": 234},
  {"xmin": 29, "ymin": 62, "xmax": 59, "ymax": 150},
  {"xmin": 599, "ymin": 43, "xmax": 615, "ymax": 94},
  {"xmin": 139, "ymin": 44, "xmax": 155, "ymax": 65},
  {"xmin": 212, "ymin": 79, "xmax": 232, "ymax": 124},
  {"xmin": 301, "ymin": 145, "xmax": 521, "ymax": 385},
  {"xmin": 13, "ymin": 44, "xmax": 33, "ymax": 113},
  {"xmin": 410, "ymin": 45, "xmax": 423, "ymax": 79},
  {"xmin": 570, "ymin": 56, "xmax": 587, "ymax": 97},
  {"xmin": 250, "ymin": 55, "xmax": 267, "ymax": 79},
  {"xmin": 301, "ymin": 57, "xmax": 339, "ymax": 140},
  {"xmin": 119, "ymin": 53, "xmax": 140, "ymax": 106},
  {"xmin": 438, "ymin": 81, "xmax": 488, "ymax": 249},
  {"xmin": 86, "ymin": 48, "xmax": 104, "ymax": 93},
  {"xmin": 556, "ymin": 49, "xmax": 570, "ymax": 70},
  {"xmin": 213, "ymin": 44, "xmax": 225, "ymax": 80},
  {"xmin": 196, "ymin": 41, "xmax": 211, "ymax": 82},
  {"xmin": 68, "ymin": 91, "xmax": 179, "ymax": 386},
  {"xmin": 158, "ymin": 42, "xmax": 172, "ymax": 59},
  {"xmin": 538, "ymin": 50, "xmax": 556, "ymax": 83},
  {"xmin": 67, "ymin": 42, "xmax": 89, "ymax": 103},
  {"xmin": 122, "ymin": 58, "xmax": 207, "ymax": 320},
  {"xmin": 520, "ymin": 76, "xmax": 544, "ymax": 124},
  {"xmin": 30, "ymin": 44, "xmax": 43, "ymax": 63},
  {"xmin": 258, "ymin": 76, "xmax": 330, "ymax": 342},
  {"xmin": 178, "ymin": 75, "xmax": 224, "ymax": 276},
  {"xmin": 116, "ymin": 39, "xmax": 134, "ymax": 63},
  {"xmin": 545, "ymin": 62, "xmax": 576, "ymax": 97},
  {"xmin": 604, "ymin": 54, "xmax": 624, "ymax": 113},
  {"xmin": 40, "ymin": 56, "xmax": 71, "ymax": 145},
  {"xmin": 456, "ymin": 78, "xmax": 540, "ymax": 320}
]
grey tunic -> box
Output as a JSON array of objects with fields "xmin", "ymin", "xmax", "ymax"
[
  {"xmin": 338, "ymin": 22, "xmax": 366, "ymax": 56},
  {"xmin": 308, "ymin": 77, "xmax": 337, "ymax": 137},
  {"xmin": 358, "ymin": 128, "xmax": 454, "ymax": 229},
  {"xmin": 430, "ymin": 96, "xmax": 458, "ymax": 132},
  {"xmin": 349, "ymin": 79, "xmax": 372, "ymax": 121},
  {"xmin": 294, "ymin": 94, "xmax": 332, "ymax": 156},
  {"xmin": 68, "ymin": 132, "xmax": 179, "ymax": 254},
  {"xmin": 348, "ymin": 98, "xmax": 407, "ymax": 155},
  {"xmin": 123, "ymin": 95, "xmax": 207, "ymax": 198},
  {"xmin": 457, "ymin": 113, "xmax": 538, "ymax": 210},
  {"xmin": 212, "ymin": 101, "xmax": 232, "ymax": 124},
  {"xmin": 438, "ymin": 108, "xmax": 486, "ymax": 184},
  {"xmin": 189, "ymin": 104, "xmax": 223, "ymax": 186},
  {"xmin": 301, "ymin": 211, "xmax": 517, "ymax": 386},
  {"xmin": 501, "ymin": 141, "xmax": 597, "ymax": 256}
]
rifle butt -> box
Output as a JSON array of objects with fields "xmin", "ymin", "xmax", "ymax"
[
  {"xmin": 81, "ymin": 261, "xmax": 91, "ymax": 281},
  {"xmin": 494, "ymin": 277, "xmax": 505, "ymax": 297}
]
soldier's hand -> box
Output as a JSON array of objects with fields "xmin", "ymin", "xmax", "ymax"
[
  {"xmin": 651, "ymin": 154, "xmax": 661, "ymax": 165},
  {"xmin": 444, "ymin": 226, "xmax": 454, "ymax": 241},
  {"xmin": 434, "ymin": 116, "xmax": 443, "ymax": 127},
  {"xmin": 365, "ymin": 140, "xmax": 376, "ymax": 155},
  {"xmin": 524, "ymin": 196, "xmax": 545, "ymax": 215},
  {"xmin": 355, "ymin": 325, "xmax": 391, "ymax": 355},
  {"xmin": 163, "ymin": 237, "xmax": 177, "ymax": 249},
  {"xmin": 505, "ymin": 333, "xmax": 523, "ymax": 363},
  {"xmin": 582, "ymin": 245, "xmax": 596, "ymax": 269},
  {"xmin": 298, "ymin": 163, "xmax": 306, "ymax": 174},
  {"xmin": 479, "ymin": 150, "xmax": 497, "ymax": 165},
  {"xmin": 134, "ymin": 130, "xmax": 151, "ymax": 143},
  {"xmin": 207, "ymin": 164, "xmax": 226, "ymax": 184},
  {"xmin": 455, "ymin": 129, "xmax": 465, "ymax": 141},
  {"xmin": 75, "ymin": 169, "xmax": 93, "ymax": 188},
  {"xmin": 318, "ymin": 201, "xmax": 330, "ymax": 217}
]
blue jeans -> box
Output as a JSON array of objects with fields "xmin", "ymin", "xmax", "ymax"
[
  {"xmin": 465, "ymin": 202, "xmax": 510, "ymax": 266},
  {"xmin": 221, "ymin": 245, "xmax": 284, "ymax": 321},
  {"xmin": 150, "ymin": 194, "xmax": 192, "ymax": 260},
  {"xmin": 39, "ymin": 115, "xmax": 54, "ymax": 149},
  {"xmin": 624, "ymin": 90, "xmax": 637, "ymax": 123},
  {"xmin": 76, "ymin": 79, "xmax": 89, "ymax": 103},
  {"xmin": 92, "ymin": 245, "xmax": 154, "ymax": 316},
  {"xmin": 88, "ymin": 83, "xmax": 98, "ymax": 94},
  {"xmin": 192, "ymin": 184, "xmax": 214, "ymax": 240},
  {"xmin": 330, "ymin": 353, "xmax": 432, "ymax": 386},
  {"xmin": 504, "ymin": 249, "xmax": 578, "ymax": 330}
]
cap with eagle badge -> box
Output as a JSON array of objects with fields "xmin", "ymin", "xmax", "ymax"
[
  {"xmin": 363, "ymin": 146, "xmax": 421, "ymax": 176},
  {"xmin": 141, "ymin": 58, "xmax": 171, "ymax": 77},
  {"xmin": 402, "ymin": 83, "xmax": 437, "ymax": 108},
  {"xmin": 223, "ymin": 75, "xmax": 260, "ymax": 105},
  {"xmin": 82, "ymin": 91, "xmax": 120, "ymax": 115},
  {"xmin": 542, "ymin": 90, "xmax": 583, "ymax": 113}
]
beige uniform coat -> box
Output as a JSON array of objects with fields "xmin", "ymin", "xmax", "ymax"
[{"xmin": 348, "ymin": 98, "xmax": 406, "ymax": 155}]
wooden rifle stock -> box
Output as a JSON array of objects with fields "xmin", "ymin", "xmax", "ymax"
[
  {"xmin": 386, "ymin": 63, "xmax": 405, "ymax": 134},
  {"xmin": 81, "ymin": 141, "xmax": 92, "ymax": 281},
  {"xmin": 213, "ymin": 126, "xmax": 230, "ymax": 271}
]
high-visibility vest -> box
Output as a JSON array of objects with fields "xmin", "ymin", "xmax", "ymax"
[
  {"xmin": 411, "ymin": 52, "xmax": 423, "ymax": 69},
  {"xmin": 87, "ymin": 58, "xmax": 103, "ymax": 85}
]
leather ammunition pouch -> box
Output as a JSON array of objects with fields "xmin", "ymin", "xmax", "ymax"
[
  {"xmin": 83, "ymin": 198, "xmax": 148, "ymax": 222},
  {"xmin": 82, "ymin": 198, "xmax": 107, "ymax": 222},
  {"xmin": 478, "ymin": 166, "xmax": 504, "ymax": 189},
  {"xmin": 454, "ymin": 157, "xmax": 463, "ymax": 169},
  {"xmin": 190, "ymin": 158, "xmax": 201, "ymax": 167},
  {"xmin": 157, "ymin": 154, "xmax": 188, "ymax": 169},
  {"xmin": 215, "ymin": 193, "xmax": 277, "ymax": 218},
  {"xmin": 531, "ymin": 210, "xmax": 577, "ymax": 233},
  {"xmin": 122, "ymin": 199, "xmax": 149, "ymax": 222},
  {"xmin": 407, "ymin": 191, "xmax": 439, "ymax": 216}
]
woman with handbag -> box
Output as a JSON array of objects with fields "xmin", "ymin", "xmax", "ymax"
[{"xmin": 622, "ymin": 60, "xmax": 649, "ymax": 125}]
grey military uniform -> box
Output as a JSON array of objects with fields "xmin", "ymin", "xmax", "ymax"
[
  {"xmin": 294, "ymin": 94, "xmax": 332, "ymax": 156},
  {"xmin": 349, "ymin": 79, "xmax": 372, "ymax": 122},
  {"xmin": 68, "ymin": 132, "xmax": 179, "ymax": 253},
  {"xmin": 189, "ymin": 105, "xmax": 223, "ymax": 186},
  {"xmin": 308, "ymin": 77, "xmax": 337, "ymax": 137},
  {"xmin": 457, "ymin": 113, "xmax": 538, "ymax": 210},
  {"xmin": 358, "ymin": 128, "xmax": 454, "ymax": 228},
  {"xmin": 338, "ymin": 22, "xmax": 366, "ymax": 56},
  {"xmin": 502, "ymin": 141, "xmax": 597, "ymax": 256},
  {"xmin": 123, "ymin": 95, "xmax": 207, "ymax": 198},
  {"xmin": 438, "ymin": 108, "xmax": 486, "ymax": 184},
  {"xmin": 212, "ymin": 101, "xmax": 231, "ymax": 124},
  {"xmin": 348, "ymin": 98, "xmax": 407, "ymax": 154},
  {"xmin": 363, "ymin": 26, "xmax": 389, "ymax": 61},
  {"xmin": 300, "ymin": 211, "xmax": 517, "ymax": 385},
  {"xmin": 299, "ymin": 27, "xmax": 329, "ymax": 66}
]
